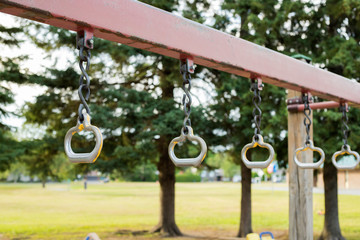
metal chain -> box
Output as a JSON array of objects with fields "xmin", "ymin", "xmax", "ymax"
[
  {"xmin": 181, "ymin": 63, "xmax": 192, "ymax": 134},
  {"xmin": 251, "ymin": 79, "xmax": 262, "ymax": 140},
  {"xmin": 340, "ymin": 103, "xmax": 350, "ymax": 147},
  {"xmin": 77, "ymin": 37, "xmax": 92, "ymax": 122},
  {"xmin": 302, "ymin": 93, "xmax": 312, "ymax": 145}
]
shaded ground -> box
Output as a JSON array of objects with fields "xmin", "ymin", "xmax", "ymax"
[{"xmin": 0, "ymin": 229, "xmax": 289, "ymax": 240}]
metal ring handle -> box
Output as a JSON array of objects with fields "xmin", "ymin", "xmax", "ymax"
[
  {"xmin": 168, "ymin": 126, "xmax": 207, "ymax": 167},
  {"xmin": 64, "ymin": 113, "xmax": 103, "ymax": 163},
  {"xmin": 293, "ymin": 140, "xmax": 325, "ymax": 169},
  {"xmin": 241, "ymin": 135, "xmax": 275, "ymax": 169},
  {"xmin": 332, "ymin": 145, "xmax": 360, "ymax": 170}
]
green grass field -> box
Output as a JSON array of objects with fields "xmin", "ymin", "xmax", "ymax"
[{"xmin": 0, "ymin": 182, "xmax": 359, "ymax": 240}]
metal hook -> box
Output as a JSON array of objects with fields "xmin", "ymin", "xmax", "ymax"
[
  {"xmin": 64, "ymin": 112, "xmax": 103, "ymax": 163},
  {"xmin": 168, "ymin": 126, "xmax": 207, "ymax": 167},
  {"xmin": 332, "ymin": 144, "xmax": 360, "ymax": 170},
  {"xmin": 241, "ymin": 135, "xmax": 275, "ymax": 169},
  {"xmin": 293, "ymin": 140, "xmax": 325, "ymax": 169}
]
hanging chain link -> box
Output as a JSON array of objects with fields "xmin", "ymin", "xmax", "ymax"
[
  {"xmin": 180, "ymin": 61, "xmax": 193, "ymax": 134},
  {"xmin": 64, "ymin": 30, "xmax": 104, "ymax": 164},
  {"xmin": 77, "ymin": 32, "xmax": 93, "ymax": 122},
  {"xmin": 340, "ymin": 103, "xmax": 350, "ymax": 147},
  {"xmin": 302, "ymin": 93, "xmax": 312, "ymax": 145},
  {"xmin": 251, "ymin": 79, "xmax": 263, "ymax": 140}
]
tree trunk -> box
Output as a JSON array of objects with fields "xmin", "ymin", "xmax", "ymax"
[
  {"xmin": 319, "ymin": 161, "xmax": 345, "ymax": 240},
  {"xmin": 151, "ymin": 137, "xmax": 182, "ymax": 236},
  {"xmin": 238, "ymin": 157, "xmax": 253, "ymax": 237},
  {"xmin": 314, "ymin": 169, "xmax": 318, "ymax": 187},
  {"xmin": 42, "ymin": 178, "xmax": 46, "ymax": 188}
]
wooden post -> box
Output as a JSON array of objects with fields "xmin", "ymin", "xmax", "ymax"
[{"xmin": 288, "ymin": 90, "xmax": 314, "ymax": 239}]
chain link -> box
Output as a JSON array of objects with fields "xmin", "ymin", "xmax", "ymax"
[
  {"xmin": 340, "ymin": 103, "xmax": 350, "ymax": 147},
  {"xmin": 302, "ymin": 93, "xmax": 312, "ymax": 145},
  {"xmin": 181, "ymin": 66, "xmax": 192, "ymax": 133},
  {"xmin": 251, "ymin": 79, "xmax": 262, "ymax": 140},
  {"xmin": 77, "ymin": 37, "xmax": 92, "ymax": 122}
]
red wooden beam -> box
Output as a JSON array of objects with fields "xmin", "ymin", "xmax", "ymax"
[{"xmin": 0, "ymin": 0, "xmax": 360, "ymax": 106}]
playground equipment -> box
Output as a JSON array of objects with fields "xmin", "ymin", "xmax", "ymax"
[
  {"xmin": 260, "ymin": 232, "xmax": 275, "ymax": 240},
  {"xmin": 1, "ymin": 0, "xmax": 357, "ymax": 170},
  {"xmin": 1, "ymin": 0, "xmax": 360, "ymax": 238},
  {"xmin": 246, "ymin": 231, "xmax": 274, "ymax": 240},
  {"xmin": 293, "ymin": 93, "xmax": 325, "ymax": 169},
  {"xmin": 168, "ymin": 59, "xmax": 207, "ymax": 167},
  {"xmin": 331, "ymin": 103, "xmax": 360, "ymax": 169},
  {"xmin": 64, "ymin": 31, "xmax": 103, "ymax": 163},
  {"xmin": 241, "ymin": 78, "xmax": 275, "ymax": 168}
]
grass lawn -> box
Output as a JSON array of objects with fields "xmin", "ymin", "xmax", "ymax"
[{"xmin": 0, "ymin": 182, "xmax": 359, "ymax": 240}]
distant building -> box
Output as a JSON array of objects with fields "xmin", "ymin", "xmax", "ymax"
[{"xmin": 200, "ymin": 169, "xmax": 224, "ymax": 182}]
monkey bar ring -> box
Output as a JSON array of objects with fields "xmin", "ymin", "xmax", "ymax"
[
  {"xmin": 332, "ymin": 145, "xmax": 360, "ymax": 170},
  {"xmin": 64, "ymin": 112, "xmax": 103, "ymax": 163},
  {"xmin": 241, "ymin": 135, "xmax": 275, "ymax": 169},
  {"xmin": 168, "ymin": 126, "xmax": 207, "ymax": 167},
  {"xmin": 293, "ymin": 140, "xmax": 325, "ymax": 169}
]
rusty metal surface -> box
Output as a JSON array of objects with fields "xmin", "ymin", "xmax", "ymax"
[{"xmin": 1, "ymin": 0, "xmax": 360, "ymax": 106}]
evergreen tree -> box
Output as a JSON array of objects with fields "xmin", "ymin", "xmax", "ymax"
[{"xmin": 0, "ymin": 24, "xmax": 30, "ymax": 171}]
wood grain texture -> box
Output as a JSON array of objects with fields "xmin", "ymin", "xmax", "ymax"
[{"xmin": 288, "ymin": 90, "xmax": 314, "ymax": 240}]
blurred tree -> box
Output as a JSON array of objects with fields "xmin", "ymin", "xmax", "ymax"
[
  {"xmin": 0, "ymin": 24, "xmax": 37, "ymax": 172},
  {"xmin": 21, "ymin": 137, "xmax": 75, "ymax": 188},
  {"xmin": 7, "ymin": 161, "xmax": 28, "ymax": 182}
]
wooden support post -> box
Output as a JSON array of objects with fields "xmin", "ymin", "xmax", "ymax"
[{"xmin": 288, "ymin": 90, "xmax": 314, "ymax": 239}]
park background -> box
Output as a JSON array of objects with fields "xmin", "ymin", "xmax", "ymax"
[{"xmin": 0, "ymin": 0, "xmax": 360, "ymax": 239}]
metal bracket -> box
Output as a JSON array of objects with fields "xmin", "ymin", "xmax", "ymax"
[
  {"xmin": 286, "ymin": 97, "xmax": 303, "ymax": 106},
  {"xmin": 180, "ymin": 58, "xmax": 194, "ymax": 74},
  {"xmin": 340, "ymin": 102, "xmax": 349, "ymax": 112},
  {"xmin": 76, "ymin": 29, "xmax": 94, "ymax": 49},
  {"xmin": 302, "ymin": 92, "xmax": 313, "ymax": 104},
  {"xmin": 287, "ymin": 100, "xmax": 343, "ymax": 113},
  {"xmin": 251, "ymin": 77, "xmax": 263, "ymax": 91}
]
